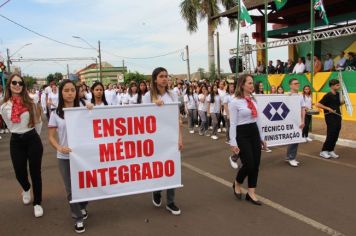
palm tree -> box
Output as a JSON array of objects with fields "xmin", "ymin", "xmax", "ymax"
[{"xmin": 180, "ymin": 0, "xmax": 237, "ymax": 72}]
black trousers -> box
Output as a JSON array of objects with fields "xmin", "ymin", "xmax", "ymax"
[
  {"xmin": 322, "ymin": 114, "xmax": 342, "ymax": 152},
  {"xmin": 302, "ymin": 114, "xmax": 312, "ymax": 138},
  {"xmin": 10, "ymin": 129, "xmax": 43, "ymax": 205},
  {"xmin": 235, "ymin": 123, "xmax": 261, "ymax": 188}
]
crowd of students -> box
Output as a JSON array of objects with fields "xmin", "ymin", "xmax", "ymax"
[{"xmin": 0, "ymin": 69, "xmax": 344, "ymax": 233}]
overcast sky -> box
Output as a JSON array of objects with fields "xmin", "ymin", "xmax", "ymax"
[{"xmin": 0, "ymin": 0, "xmax": 287, "ymax": 77}]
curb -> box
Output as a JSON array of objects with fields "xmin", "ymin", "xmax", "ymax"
[{"xmin": 309, "ymin": 133, "xmax": 356, "ymax": 148}]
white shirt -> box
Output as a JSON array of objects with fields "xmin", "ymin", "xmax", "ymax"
[
  {"xmin": 44, "ymin": 86, "xmax": 52, "ymax": 96},
  {"xmin": 85, "ymin": 92, "xmax": 92, "ymax": 101},
  {"xmin": 184, "ymin": 94, "xmax": 198, "ymax": 110},
  {"xmin": 207, "ymin": 95, "xmax": 221, "ymax": 113},
  {"xmin": 223, "ymin": 94, "xmax": 234, "ymax": 116},
  {"xmin": 48, "ymin": 92, "xmax": 59, "ymax": 109},
  {"xmin": 48, "ymin": 112, "xmax": 69, "ymax": 159},
  {"xmin": 198, "ymin": 94, "xmax": 209, "ymax": 112},
  {"xmin": 228, "ymin": 97, "xmax": 262, "ymax": 146},
  {"xmin": 0, "ymin": 101, "xmax": 34, "ymax": 134},
  {"xmin": 305, "ymin": 59, "xmax": 312, "ymax": 72},
  {"xmin": 123, "ymin": 93, "xmax": 138, "ymax": 105},
  {"xmin": 173, "ymin": 87, "xmax": 183, "ymax": 96},
  {"xmin": 292, "ymin": 63, "xmax": 306, "ymax": 74},
  {"xmin": 105, "ymin": 89, "xmax": 117, "ymax": 105},
  {"xmin": 142, "ymin": 91, "xmax": 178, "ymax": 104},
  {"xmin": 116, "ymin": 93, "xmax": 124, "ymax": 105},
  {"xmin": 303, "ymin": 95, "xmax": 312, "ymax": 109}
]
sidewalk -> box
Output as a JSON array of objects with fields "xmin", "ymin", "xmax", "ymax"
[{"xmin": 310, "ymin": 117, "xmax": 356, "ymax": 148}]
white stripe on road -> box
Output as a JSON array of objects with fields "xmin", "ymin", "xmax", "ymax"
[{"xmin": 182, "ymin": 162, "xmax": 346, "ymax": 236}]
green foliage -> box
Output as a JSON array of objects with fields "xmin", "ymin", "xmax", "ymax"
[
  {"xmin": 208, "ymin": 64, "xmax": 218, "ymax": 82},
  {"xmin": 197, "ymin": 67, "xmax": 206, "ymax": 80},
  {"xmin": 124, "ymin": 71, "xmax": 147, "ymax": 84},
  {"xmin": 23, "ymin": 75, "xmax": 36, "ymax": 89},
  {"xmin": 46, "ymin": 72, "xmax": 63, "ymax": 84}
]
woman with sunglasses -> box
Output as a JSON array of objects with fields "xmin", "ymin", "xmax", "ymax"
[{"xmin": 0, "ymin": 74, "xmax": 44, "ymax": 217}]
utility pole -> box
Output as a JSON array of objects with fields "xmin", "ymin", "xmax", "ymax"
[
  {"xmin": 66, "ymin": 64, "xmax": 70, "ymax": 79},
  {"xmin": 122, "ymin": 60, "xmax": 125, "ymax": 72},
  {"xmin": 185, "ymin": 45, "xmax": 191, "ymax": 81},
  {"xmin": 98, "ymin": 40, "xmax": 103, "ymax": 82},
  {"xmin": 6, "ymin": 48, "xmax": 11, "ymax": 74},
  {"xmin": 216, "ymin": 32, "xmax": 221, "ymax": 78}
]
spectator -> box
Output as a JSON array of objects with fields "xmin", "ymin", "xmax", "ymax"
[
  {"xmin": 292, "ymin": 57, "xmax": 306, "ymax": 74},
  {"xmin": 267, "ymin": 60, "xmax": 275, "ymax": 74},
  {"xmin": 254, "ymin": 61, "xmax": 265, "ymax": 74},
  {"xmin": 323, "ymin": 53, "xmax": 334, "ymax": 72},
  {"xmin": 314, "ymin": 55, "xmax": 322, "ymax": 73},
  {"xmin": 335, "ymin": 51, "xmax": 346, "ymax": 71},
  {"xmin": 275, "ymin": 60, "xmax": 284, "ymax": 74},
  {"xmin": 345, "ymin": 52, "xmax": 356, "ymax": 69},
  {"xmin": 305, "ymin": 53, "xmax": 312, "ymax": 72},
  {"xmin": 284, "ymin": 59, "xmax": 294, "ymax": 74}
]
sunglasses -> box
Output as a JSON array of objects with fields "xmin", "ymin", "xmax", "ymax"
[{"xmin": 11, "ymin": 81, "xmax": 24, "ymax": 86}]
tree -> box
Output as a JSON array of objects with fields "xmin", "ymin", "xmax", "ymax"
[
  {"xmin": 46, "ymin": 72, "xmax": 63, "ymax": 84},
  {"xmin": 23, "ymin": 75, "xmax": 36, "ymax": 89},
  {"xmin": 124, "ymin": 71, "xmax": 147, "ymax": 84},
  {"xmin": 180, "ymin": 0, "xmax": 236, "ymax": 69},
  {"xmin": 197, "ymin": 67, "xmax": 206, "ymax": 80}
]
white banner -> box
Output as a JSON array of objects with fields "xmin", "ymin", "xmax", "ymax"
[
  {"xmin": 64, "ymin": 104, "xmax": 182, "ymax": 203},
  {"xmin": 255, "ymin": 94, "xmax": 305, "ymax": 147}
]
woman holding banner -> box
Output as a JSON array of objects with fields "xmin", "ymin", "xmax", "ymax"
[
  {"xmin": 229, "ymin": 74, "xmax": 266, "ymax": 206},
  {"xmin": 0, "ymin": 74, "xmax": 44, "ymax": 217},
  {"xmin": 48, "ymin": 80, "xmax": 89, "ymax": 233},
  {"xmin": 142, "ymin": 67, "xmax": 183, "ymax": 215}
]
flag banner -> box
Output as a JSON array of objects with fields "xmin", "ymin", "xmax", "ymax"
[
  {"xmin": 313, "ymin": 0, "xmax": 329, "ymax": 25},
  {"xmin": 240, "ymin": 0, "xmax": 253, "ymax": 24},
  {"xmin": 338, "ymin": 72, "xmax": 353, "ymax": 116},
  {"xmin": 274, "ymin": 0, "xmax": 287, "ymax": 10},
  {"xmin": 64, "ymin": 104, "xmax": 182, "ymax": 203},
  {"xmin": 255, "ymin": 94, "xmax": 305, "ymax": 147}
]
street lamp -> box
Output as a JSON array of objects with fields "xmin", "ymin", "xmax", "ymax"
[
  {"xmin": 6, "ymin": 43, "xmax": 32, "ymax": 74},
  {"xmin": 72, "ymin": 36, "xmax": 102, "ymax": 82}
]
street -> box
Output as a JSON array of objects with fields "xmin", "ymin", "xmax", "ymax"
[{"xmin": 0, "ymin": 124, "xmax": 355, "ymax": 236}]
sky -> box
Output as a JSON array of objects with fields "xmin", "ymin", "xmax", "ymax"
[{"xmin": 0, "ymin": 0, "xmax": 287, "ymax": 78}]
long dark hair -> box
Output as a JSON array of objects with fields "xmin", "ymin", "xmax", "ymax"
[
  {"xmin": 137, "ymin": 81, "xmax": 148, "ymax": 104},
  {"xmin": 210, "ymin": 84, "xmax": 218, "ymax": 103},
  {"xmin": 254, "ymin": 81, "xmax": 264, "ymax": 94},
  {"xmin": 235, "ymin": 74, "xmax": 253, "ymax": 98},
  {"xmin": 90, "ymin": 81, "xmax": 108, "ymax": 105},
  {"xmin": 150, "ymin": 67, "xmax": 169, "ymax": 102},
  {"xmin": 4, "ymin": 74, "xmax": 36, "ymax": 127},
  {"xmin": 128, "ymin": 81, "xmax": 138, "ymax": 97},
  {"xmin": 302, "ymin": 85, "xmax": 311, "ymax": 97},
  {"xmin": 185, "ymin": 84, "xmax": 195, "ymax": 101},
  {"xmin": 56, "ymin": 80, "xmax": 79, "ymax": 119}
]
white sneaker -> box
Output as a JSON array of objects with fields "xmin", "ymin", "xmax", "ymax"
[
  {"xmin": 217, "ymin": 128, "xmax": 222, "ymax": 133},
  {"xmin": 222, "ymin": 128, "xmax": 227, "ymax": 132},
  {"xmin": 205, "ymin": 132, "xmax": 211, "ymax": 137},
  {"xmin": 0, "ymin": 129, "xmax": 4, "ymax": 134},
  {"xmin": 288, "ymin": 160, "xmax": 299, "ymax": 167},
  {"xmin": 211, "ymin": 135, "xmax": 218, "ymax": 140},
  {"xmin": 229, "ymin": 156, "xmax": 238, "ymax": 169},
  {"xmin": 264, "ymin": 148, "xmax": 272, "ymax": 153},
  {"xmin": 306, "ymin": 137, "xmax": 313, "ymax": 142},
  {"xmin": 328, "ymin": 151, "xmax": 339, "ymax": 158},
  {"xmin": 34, "ymin": 205, "xmax": 43, "ymax": 217},
  {"xmin": 189, "ymin": 130, "xmax": 194, "ymax": 134},
  {"xmin": 22, "ymin": 189, "xmax": 31, "ymax": 205},
  {"xmin": 0, "ymin": 136, "xmax": 2, "ymax": 139},
  {"xmin": 5, "ymin": 129, "xmax": 9, "ymax": 133},
  {"xmin": 320, "ymin": 151, "xmax": 331, "ymax": 159},
  {"xmin": 195, "ymin": 125, "xmax": 199, "ymax": 128}
]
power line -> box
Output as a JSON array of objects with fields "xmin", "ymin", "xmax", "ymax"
[
  {"xmin": 103, "ymin": 48, "xmax": 184, "ymax": 60},
  {"xmin": 0, "ymin": 14, "xmax": 92, "ymax": 50}
]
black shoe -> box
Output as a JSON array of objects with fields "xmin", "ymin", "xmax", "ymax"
[
  {"xmin": 74, "ymin": 222, "xmax": 85, "ymax": 234},
  {"xmin": 152, "ymin": 193, "xmax": 161, "ymax": 207},
  {"xmin": 81, "ymin": 209, "xmax": 88, "ymax": 220},
  {"xmin": 232, "ymin": 182, "xmax": 242, "ymax": 200},
  {"xmin": 166, "ymin": 203, "xmax": 181, "ymax": 215},
  {"xmin": 245, "ymin": 193, "xmax": 262, "ymax": 206}
]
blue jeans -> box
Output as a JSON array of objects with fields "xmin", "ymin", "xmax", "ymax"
[{"xmin": 287, "ymin": 143, "xmax": 299, "ymax": 160}]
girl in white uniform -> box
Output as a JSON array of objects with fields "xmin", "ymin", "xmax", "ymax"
[{"xmin": 90, "ymin": 82, "xmax": 108, "ymax": 106}]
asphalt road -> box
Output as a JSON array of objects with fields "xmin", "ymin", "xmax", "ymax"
[{"xmin": 0, "ymin": 124, "xmax": 355, "ymax": 236}]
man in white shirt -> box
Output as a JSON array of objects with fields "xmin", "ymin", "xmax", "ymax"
[
  {"xmin": 292, "ymin": 57, "xmax": 306, "ymax": 74},
  {"xmin": 305, "ymin": 53, "xmax": 312, "ymax": 72},
  {"xmin": 286, "ymin": 78, "xmax": 306, "ymax": 167},
  {"xmin": 335, "ymin": 51, "xmax": 346, "ymax": 71}
]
